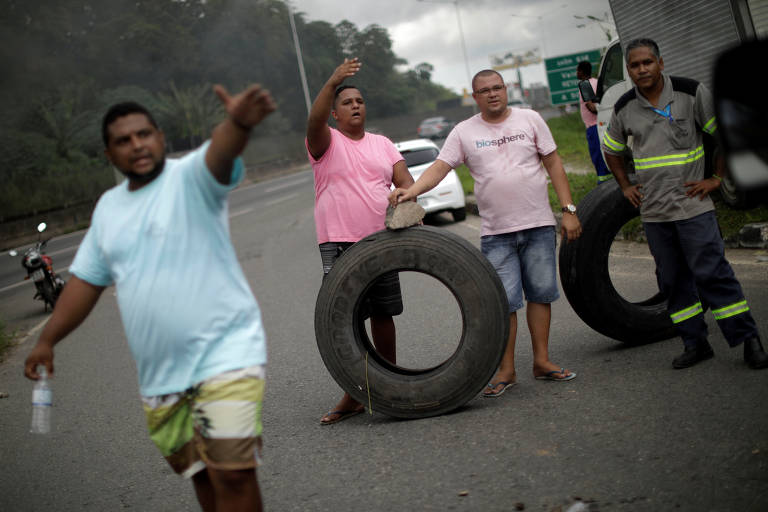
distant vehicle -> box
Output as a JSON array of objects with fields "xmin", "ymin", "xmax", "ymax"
[
  {"xmin": 394, "ymin": 139, "xmax": 466, "ymax": 222},
  {"xmin": 507, "ymin": 99, "xmax": 532, "ymax": 109},
  {"xmin": 416, "ymin": 116, "xmax": 455, "ymax": 139}
]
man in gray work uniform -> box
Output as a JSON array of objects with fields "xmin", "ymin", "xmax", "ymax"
[{"xmin": 602, "ymin": 38, "xmax": 767, "ymax": 370}]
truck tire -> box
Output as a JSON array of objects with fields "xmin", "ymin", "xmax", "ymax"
[
  {"xmin": 558, "ymin": 180, "xmax": 676, "ymax": 344},
  {"xmin": 315, "ymin": 226, "xmax": 509, "ymax": 419}
]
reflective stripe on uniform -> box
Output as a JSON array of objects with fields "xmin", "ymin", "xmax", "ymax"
[
  {"xmin": 702, "ymin": 116, "xmax": 717, "ymax": 135},
  {"xmin": 670, "ymin": 302, "xmax": 703, "ymax": 324},
  {"xmin": 712, "ymin": 300, "xmax": 749, "ymax": 321},
  {"xmin": 634, "ymin": 145, "xmax": 704, "ymax": 170},
  {"xmin": 603, "ymin": 132, "xmax": 625, "ymax": 152},
  {"xmin": 597, "ymin": 174, "xmax": 613, "ymax": 182}
]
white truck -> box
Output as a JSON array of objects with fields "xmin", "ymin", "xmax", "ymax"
[
  {"xmin": 593, "ymin": 0, "xmax": 768, "ymax": 207},
  {"xmin": 559, "ymin": 0, "xmax": 767, "ymax": 344}
]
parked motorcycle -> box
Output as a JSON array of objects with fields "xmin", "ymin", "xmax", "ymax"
[{"xmin": 9, "ymin": 222, "xmax": 66, "ymax": 311}]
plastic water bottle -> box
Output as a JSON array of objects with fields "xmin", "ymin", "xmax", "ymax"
[{"xmin": 30, "ymin": 365, "xmax": 52, "ymax": 434}]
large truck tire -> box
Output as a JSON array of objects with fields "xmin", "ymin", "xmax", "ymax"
[
  {"xmin": 315, "ymin": 226, "xmax": 509, "ymax": 419},
  {"xmin": 558, "ymin": 180, "xmax": 676, "ymax": 344}
]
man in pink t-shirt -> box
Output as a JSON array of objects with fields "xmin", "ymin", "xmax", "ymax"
[
  {"xmin": 307, "ymin": 58, "xmax": 414, "ymax": 424},
  {"xmin": 577, "ymin": 61, "xmax": 611, "ymax": 183},
  {"xmin": 391, "ymin": 69, "xmax": 582, "ymax": 397}
]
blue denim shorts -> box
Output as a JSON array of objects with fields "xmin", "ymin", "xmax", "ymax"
[{"xmin": 481, "ymin": 226, "xmax": 559, "ymax": 312}]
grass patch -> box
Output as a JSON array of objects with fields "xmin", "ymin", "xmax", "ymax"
[
  {"xmin": 455, "ymin": 164, "xmax": 474, "ymax": 195},
  {"xmin": 0, "ymin": 320, "xmax": 17, "ymax": 362},
  {"xmin": 715, "ymin": 198, "xmax": 768, "ymax": 240},
  {"xmin": 546, "ymin": 112, "xmax": 592, "ymax": 171},
  {"xmin": 547, "ymin": 172, "xmax": 598, "ymax": 208}
]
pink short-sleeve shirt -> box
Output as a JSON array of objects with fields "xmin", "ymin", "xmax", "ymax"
[
  {"xmin": 308, "ymin": 127, "xmax": 404, "ymax": 244},
  {"xmin": 437, "ymin": 109, "xmax": 557, "ymax": 236},
  {"xmin": 579, "ymin": 77, "xmax": 598, "ymax": 128}
]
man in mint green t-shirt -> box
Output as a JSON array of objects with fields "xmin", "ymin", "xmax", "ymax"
[{"xmin": 24, "ymin": 84, "xmax": 275, "ymax": 512}]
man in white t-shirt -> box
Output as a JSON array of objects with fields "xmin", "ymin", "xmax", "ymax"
[
  {"xmin": 390, "ymin": 69, "xmax": 582, "ymax": 397},
  {"xmin": 307, "ymin": 58, "xmax": 414, "ymax": 424},
  {"xmin": 24, "ymin": 84, "xmax": 275, "ymax": 511}
]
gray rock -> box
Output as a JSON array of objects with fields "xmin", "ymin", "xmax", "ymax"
[
  {"xmin": 738, "ymin": 222, "xmax": 768, "ymax": 248},
  {"xmin": 385, "ymin": 202, "xmax": 425, "ymax": 230}
]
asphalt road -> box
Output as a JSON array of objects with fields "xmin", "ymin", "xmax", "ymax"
[{"xmin": 1, "ymin": 169, "xmax": 767, "ymax": 511}]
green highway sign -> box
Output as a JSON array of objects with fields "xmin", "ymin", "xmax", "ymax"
[{"xmin": 545, "ymin": 49, "xmax": 602, "ymax": 106}]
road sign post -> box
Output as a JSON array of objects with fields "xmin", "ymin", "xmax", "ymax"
[{"xmin": 545, "ymin": 49, "xmax": 602, "ymax": 106}]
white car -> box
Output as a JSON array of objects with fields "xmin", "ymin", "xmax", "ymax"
[
  {"xmin": 394, "ymin": 139, "xmax": 466, "ymax": 222},
  {"xmin": 507, "ymin": 99, "xmax": 532, "ymax": 109}
]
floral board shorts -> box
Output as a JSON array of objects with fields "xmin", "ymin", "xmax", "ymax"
[{"xmin": 142, "ymin": 365, "xmax": 266, "ymax": 478}]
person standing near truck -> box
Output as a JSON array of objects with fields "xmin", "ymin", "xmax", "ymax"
[
  {"xmin": 602, "ymin": 38, "xmax": 767, "ymax": 370},
  {"xmin": 576, "ymin": 61, "xmax": 612, "ymax": 184}
]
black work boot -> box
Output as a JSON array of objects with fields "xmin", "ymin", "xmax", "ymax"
[
  {"xmin": 672, "ymin": 339, "xmax": 714, "ymax": 369},
  {"xmin": 743, "ymin": 337, "xmax": 768, "ymax": 369}
]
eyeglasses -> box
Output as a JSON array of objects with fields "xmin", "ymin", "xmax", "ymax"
[{"xmin": 473, "ymin": 84, "xmax": 505, "ymax": 95}]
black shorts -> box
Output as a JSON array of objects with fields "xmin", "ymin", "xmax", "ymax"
[{"xmin": 319, "ymin": 242, "xmax": 403, "ymax": 317}]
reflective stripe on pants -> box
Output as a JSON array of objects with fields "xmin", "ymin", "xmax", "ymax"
[{"xmin": 644, "ymin": 211, "xmax": 758, "ymax": 347}]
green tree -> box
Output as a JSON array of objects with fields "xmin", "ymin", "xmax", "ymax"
[{"xmin": 415, "ymin": 62, "xmax": 434, "ymax": 81}]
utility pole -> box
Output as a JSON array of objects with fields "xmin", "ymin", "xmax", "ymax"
[{"xmin": 287, "ymin": 1, "xmax": 312, "ymax": 116}]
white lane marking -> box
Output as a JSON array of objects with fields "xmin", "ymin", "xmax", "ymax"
[
  {"xmin": 0, "ymin": 280, "xmax": 30, "ymax": 293},
  {"xmin": 19, "ymin": 316, "xmax": 50, "ymax": 345},
  {"xmin": 265, "ymin": 177, "xmax": 312, "ymax": 194},
  {"xmin": 47, "ymin": 244, "xmax": 80, "ymax": 257},
  {"xmin": 50, "ymin": 229, "xmax": 88, "ymax": 242},
  {"xmin": 231, "ymin": 169, "xmax": 312, "ymax": 195},
  {"xmin": 229, "ymin": 207, "xmax": 255, "ymax": 219},
  {"xmin": 0, "ymin": 268, "xmax": 69, "ymax": 294},
  {"xmin": 264, "ymin": 192, "xmax": 299, "ymax": 207}
]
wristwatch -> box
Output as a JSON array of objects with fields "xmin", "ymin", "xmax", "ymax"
[{"xmin": 561, "ymin": 204, "xmax": 577, "ymax": 214}]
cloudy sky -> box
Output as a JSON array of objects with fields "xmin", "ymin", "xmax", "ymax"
[{"xmin": 291, "ymin": 0, "xmax": 614, "ymax": 94}]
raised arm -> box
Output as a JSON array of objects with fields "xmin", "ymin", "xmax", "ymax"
[
  {"xmin": 205, "ymin": 84, "xmax": 277, "ymax": 185},
  {"xmin": 24, "ymin": 277, "xmax": 106, "ymax": 379},
  {"xmin": 540, "ymin": 150, "xmax": 582, "ymax": 242},
  {"xmin": 307, "ymin": 58, "xmax": 362, "ymax": 160}
]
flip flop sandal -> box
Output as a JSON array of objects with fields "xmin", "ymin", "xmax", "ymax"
[
  {"xmin": 534, "ymin": 367, "xmax": 577, "ymax": 381},
  {"xmin": 320, "ymin": 408, "xmax": 364, "ymax": 425},
  {"xmin": 482, "ymin": 381, "xmax": 517, "ymax": 398}
]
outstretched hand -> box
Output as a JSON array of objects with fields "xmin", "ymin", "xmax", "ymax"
[
  {"xmin": 389, "ymin": 187, "xmax": 416, "ymax": 207},
  {"xmin": 330, "ymin": 58, "xmax": 362, "ymax": 87},
  {"xmin": 214, "ymin": 84, "xmax": 276, "ymax": 131}
]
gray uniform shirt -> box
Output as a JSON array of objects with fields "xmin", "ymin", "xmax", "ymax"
[{"xmin": 602, "ymin": 73, "xmax": 718, "ymax": 222}]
